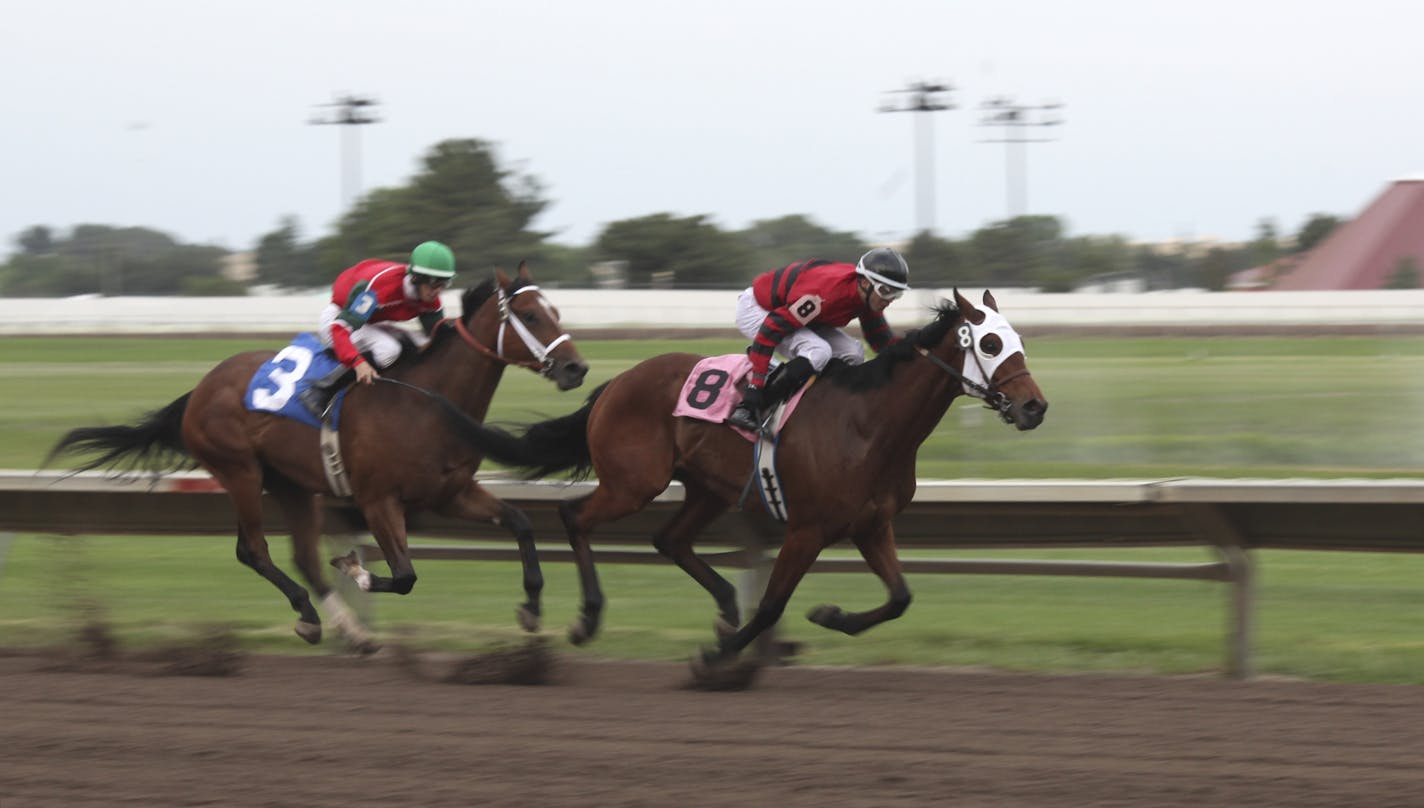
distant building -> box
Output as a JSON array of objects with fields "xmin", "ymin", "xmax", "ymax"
[
  {"xmin": 221, "ymin": 251, "xmax": 257, "ymax": 283},
  {"xmin": 1265, "ymin": 178, "xmax": 1424, "ymax": 290}
]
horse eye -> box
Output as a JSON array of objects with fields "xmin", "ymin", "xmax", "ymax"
[
  {"xmin": 979, "ymin": 334, "xmax": 1003, "ymax": 357},
  {"xmin": 522, "ymin": 311, "xmax": 538, "ymax": 324}
]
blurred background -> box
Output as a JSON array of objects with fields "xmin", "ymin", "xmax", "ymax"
[{"xmin": 3, "ymin": 0, "xmax": 1422, "ymax": 295}]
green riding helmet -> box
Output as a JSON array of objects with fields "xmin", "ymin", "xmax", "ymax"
[{"xmin": 408, "ymin": 241, "xmax": 456, "ymax": 280}]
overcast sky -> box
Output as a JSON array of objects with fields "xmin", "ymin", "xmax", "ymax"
[{"xmin": 5, "ymin": 0, "xmax": 1421, "ymax": 261}]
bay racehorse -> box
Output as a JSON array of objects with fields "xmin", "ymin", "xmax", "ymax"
[
  {"xmin": 48, "ymin": 263, "xmax": 587, "ymax": 651},
  {"xmin": 428, "ymin": 289, "xmax": 1047, "ymax": 671}
]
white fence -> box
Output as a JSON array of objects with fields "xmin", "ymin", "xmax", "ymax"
[
  {"xmin": 6, "ymin": 471, "xmax": 1424, "ymax": 678},
  {"xmin": 8, "ymin": 288, "xmax": 1424, "ymax": 334}
]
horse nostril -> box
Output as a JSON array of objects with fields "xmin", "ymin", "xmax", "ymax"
[{"xmin": 1023, "ymin": 399, "xmax": 1046, "ymax": 417}]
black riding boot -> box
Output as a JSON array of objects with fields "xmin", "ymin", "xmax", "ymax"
[
  {"xmin": 725, "ymin": 399, "xmax": 763, "ymax": 432},
  {"xmin": 765, "ymin": 356, "xmax": 815, "ymax": 402},
  {"xmin": 726, "ymin": 356, "xmax": 816, "ymax": 434},
  {"xmin": 298, "ymin": 365, "xmax": 357, "ymax": 418}
]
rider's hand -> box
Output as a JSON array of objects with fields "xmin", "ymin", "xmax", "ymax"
[{"xmin": 354, "ymin": 362, "xmax": 379, "ymax": 385}]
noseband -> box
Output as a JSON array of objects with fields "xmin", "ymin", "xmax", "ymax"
[{"xmin": 447, "ymin": 285, "xmax": 571, "ymax": 377}]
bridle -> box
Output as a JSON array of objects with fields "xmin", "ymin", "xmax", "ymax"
[
  {"xmin": 446, "ymin": 284, "xmax": 571, "ymax": 377},
  {"xmin": 914, "ymin": 313, "xmax": 1031, "ymax": 424}
]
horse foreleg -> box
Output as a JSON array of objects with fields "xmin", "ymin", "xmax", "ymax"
[
  {"xmin": 359, "ymin": 497, "xmax": 417, "ymax": 595},
  {"xmin": 807, "ymin": 522, "xmax": 912, "ymax": 636},
  {"xmin": 702, "ymin": 527, "xmax": 823, "ymax": 665},
  {"xmin": 436, "ymin": 483, "xmax": 544, "ymax": 633}
]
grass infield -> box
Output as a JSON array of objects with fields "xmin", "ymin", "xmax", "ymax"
[{"xmin": 1, "ymin": 333, "xmax": 1421, "ymax": 682}]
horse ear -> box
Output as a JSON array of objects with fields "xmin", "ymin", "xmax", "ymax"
[
  {"xmin": 982, "ymin": 290, "xmax": 999, "ymax": 312},
  {"xmin": 517, "ymin": 260, "xmax": 532, "ymax": 280},
  {"xmin": 495, "ymin": 266, "xmax": 512, "ymax": 287},
  {"xmin": 955, "ymin": 288, "xmax": 985, "ymax": 324}
]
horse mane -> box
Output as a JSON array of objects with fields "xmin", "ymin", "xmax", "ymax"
[
  {"xmin": 391, "ymin": 275, "xmax": 523, "ymax": 369},
  {"xmin": 818, "ymin": 300, "xmax": 961, "ymax": 393}
]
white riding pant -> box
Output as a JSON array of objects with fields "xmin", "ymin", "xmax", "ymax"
[
  {"xmin": 734, "ymin": 288, "xmax": 865, "ymax": 371},
  {"xmin": 316, "ymin": 302, "xmax": 424, "ymax": 369}
]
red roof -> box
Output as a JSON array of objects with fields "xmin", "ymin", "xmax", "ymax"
[{"xmin": 1272, "ymin": 179, "xmax": 1424, "ymax": 290}]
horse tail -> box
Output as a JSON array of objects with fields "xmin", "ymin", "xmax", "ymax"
[
  {"xmin": 45, "ymin": 393, "xmax": 195, "ymax": 474},
  {"xmin": 433, "ymin": 383, "xmax": 605, "ymax": 480}
]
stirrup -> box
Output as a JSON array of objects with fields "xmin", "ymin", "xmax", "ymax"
[{"xmin": 299, "ymin": 387, "xmax": 332, "ymax": 419}]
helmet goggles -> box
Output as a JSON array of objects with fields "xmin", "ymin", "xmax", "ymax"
[{"xmin": 857, "ymin": 266, "xmax": 909, "ymax": 301}]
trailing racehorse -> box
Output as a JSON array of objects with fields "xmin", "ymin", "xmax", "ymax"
[
  {"xmin": 429, "ymin": 289, "xmax": 1047, "ymax": 673},
  {"xmin": 48, "ymin": 264, "xmax": 587, "ymax": 651}
]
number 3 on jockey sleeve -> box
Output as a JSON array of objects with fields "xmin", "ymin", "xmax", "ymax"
[{"xmin": 789, "ymin": 293, "xmax": 823, "ymax": 326}]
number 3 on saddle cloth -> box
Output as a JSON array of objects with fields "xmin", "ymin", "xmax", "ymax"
[
  {"xmin": 242, "ymin": 332, "xmax": 350, "ymax": 429},
  {"xmin": 671, "ymin": 354, "xmax": 814, "ymax": 522}
]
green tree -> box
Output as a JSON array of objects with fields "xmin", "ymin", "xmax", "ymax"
[
  {"xmin": 901, "ymin": 231, "xmax": 969, "ymax": 289},
  {"xmin": 593, "ymin": 213, "xmax": 753, "ymax": 288},
  {"xmin": 1052, "ymin": 235, "xmax": 1135, "ymax": 292},
  {"xmin": 1198, "ymin": 246, "xmax": 1255, "ymax": 291},
  {"xmin": 1250, "ymin": 218, "xmax": 1282, "ymax": 268},
  {"xmin": 255, "ymin": 216, "xmax": 321, "ymax": 289},
  {"xmin": 322, "ymin": 139, "xmax": 551, "ymax": 282},
  {"xmin": 15, "ymin": 225, "xmax": 54, "ymax": 256},
  {"xmin": 273, "ymin": 140, "xmax": 555, "ymax": 286},
  {"xmin": 1385, "ymin": 256, "xmax": 1420, "ymax": 289},
  {"xmin": 0, "ymin": 224, "xmax": 228, "ymax": 297},
  {"xmin": 1294, "ymin": 213, "xmax": 1342, "ymax": 253},
  {"xmin": 528, "ymin": 242, "xmax": 593, "ymax": 286},
  {"xmin": 736, "ymin": 215, "xmax": 867, "ymax": 273},
  {"xmin": 965, "ymin": 215, "xmax": 1065, "ymax": 288}
]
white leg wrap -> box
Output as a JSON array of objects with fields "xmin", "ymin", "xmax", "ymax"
[
  {"xmin": 333, "ymin": 553, "xmax": 373, "ymax": 591},
  {"xmin": 322, "ymin": 592, "xmax": 371, "ymax": 646}
]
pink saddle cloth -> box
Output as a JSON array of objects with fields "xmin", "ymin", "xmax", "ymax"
[{"xmin": 672, "ymin": 355, "xmax": 810, "ymax": 442}]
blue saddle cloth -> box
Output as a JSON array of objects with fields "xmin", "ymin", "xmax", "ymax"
[{"xmin": 243, "ymin": 332, "xmax": 348, "ymax": 429}]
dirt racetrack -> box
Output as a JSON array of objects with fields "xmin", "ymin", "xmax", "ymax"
[{"xmin": 5, "ymin": 649, "xmax": 1422, "ymax": 808}]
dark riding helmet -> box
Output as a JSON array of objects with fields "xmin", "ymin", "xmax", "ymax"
[{"xmin": 855, "ymin": 247, "xmax": 910, "ymax": 300}]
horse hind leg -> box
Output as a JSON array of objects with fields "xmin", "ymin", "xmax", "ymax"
[
  {"xmin": 217, "ymin": 467, "xmax": 323, "ymax": 644},
  {"xmin": 267, "ymin": 475, "xmax": 377, "ymax": 654},
  {"xmin": 558, "ymin": 482, "xmax": 661, "ymax": 646},
  {"xmin": 650, "ymin": 481, "xmax": 738, "ymax": 636}
]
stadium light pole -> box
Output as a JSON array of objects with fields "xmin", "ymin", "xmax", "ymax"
[
  {"xmin": 309, "ymin": 94, "xmax": 382, "ymax": 212},
  {"xmin": 879, "ymin": 80, "xmax": 955, "ymax": 235},
  {"xmin": 977, "ymin": 96, "xmax": 1063, "ymax": 220}
]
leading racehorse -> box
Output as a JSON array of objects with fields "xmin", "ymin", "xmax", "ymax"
[
  {"xmin": 425, "ymin": 288, "xmax": 1047, "ymax": 673},
  {"xmin": 48, "ymin": 263, "xmax": 587, "ymax": 651}
]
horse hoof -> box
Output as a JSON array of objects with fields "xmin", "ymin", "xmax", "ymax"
[
  {"xmin": 687, "ymin": 649, "xmax": 762, "ymax": 691},
  {"xmin": 294, "ymin": 620, "xmax": 322, "ymax": 645},
  {"xmin": 567, "ymin": 621, "xmax": 591, "ymax": 646},
  {"xmin": 806, "ymin": 604, "xmax": 843, "ymax": 629},
  {"xmin": 348, "ymin": 638, "xmax": 381, "ymax": 656},
  {"xmin": 516, "ymin": 605, "xmax": 541, "ymax": 633}
]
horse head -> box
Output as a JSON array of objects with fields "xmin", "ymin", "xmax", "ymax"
[
  {"xmin": 460, "ymin": 262, "xmax": 589, "ymax": 390},
  {"xmin": 948, "ymin": 288, "xmax": 1048, "ymax": 431}
]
